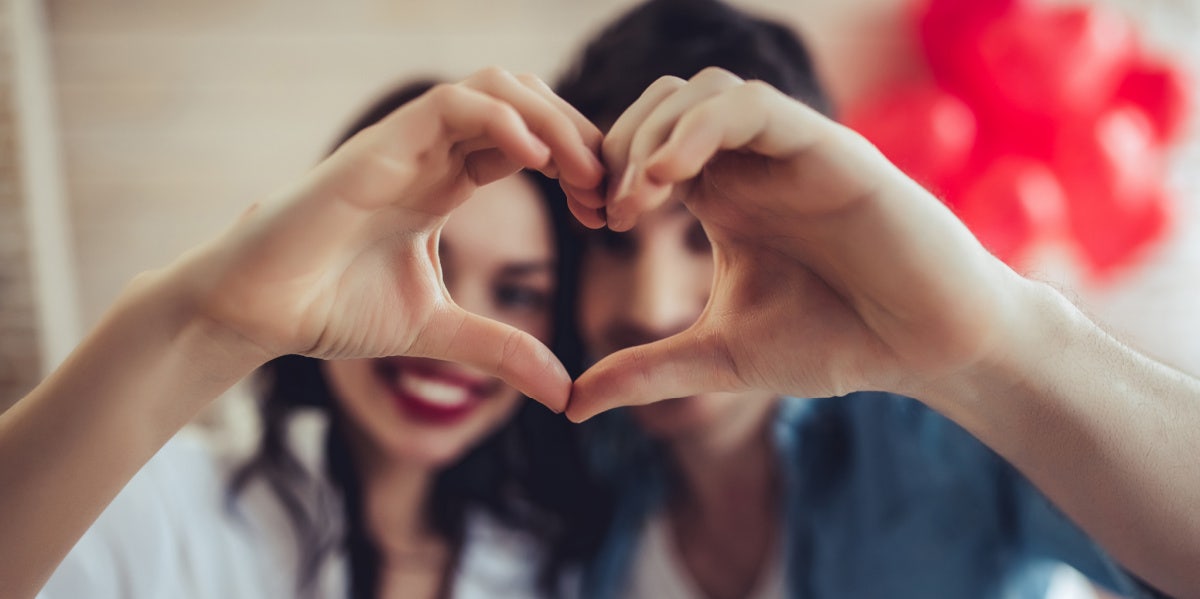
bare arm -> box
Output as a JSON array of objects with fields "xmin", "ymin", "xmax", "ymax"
[
  {"xmin": 569, "ymin": 67, "xmax": 1200, "ymax": 597},
  {"xmin": 0, "ymin": 68, "xmax": 602, "ymax": 599},
  {"xmin": 932, "ymin": 280, "xmax": 1200, "ymax": 598},
  {"xmin": 0, "ymin": 269, "xmax": 262, "ymax": 599}
]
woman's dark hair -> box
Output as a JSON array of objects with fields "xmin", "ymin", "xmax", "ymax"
[
  {"xmin": 557, "ymin": 0, "xmax": 833, "ymax": 128},
  {"xmin": 230, "ymin": 79, "xmax": 607, "ymax": 599}
]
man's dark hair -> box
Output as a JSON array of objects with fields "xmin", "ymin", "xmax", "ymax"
[{"xmin": 557, "ymin": 0, "xmax": 833, "ymax": 128}]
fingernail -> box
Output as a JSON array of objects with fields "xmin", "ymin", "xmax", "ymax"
[{"xmin": 613, "ymin": 166, "xmax": 636, "ymax": 202}]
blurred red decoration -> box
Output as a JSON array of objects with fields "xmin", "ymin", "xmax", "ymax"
[
  {"xmin": 850, "ymin": 0, "xmax": 1191, "ymax": 280},
  {"xmin": 841, "ymin": 85, "xmax": 977, "ymax": 195},
  {"xmin": 1115, "ymin": 60, "xmax": 1191, "ymax": 143},
  {"xmin": 955, "ymin": 157, "xmax": 1068, "ymax": 266},
  {"xmin": 975, "ymin": 6, "xmax": 1136, "ymax": 120}
]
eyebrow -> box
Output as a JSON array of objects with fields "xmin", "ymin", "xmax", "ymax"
[{"xmin": 440, "ymin": 241, "xmax": 553, "ymax": 277}]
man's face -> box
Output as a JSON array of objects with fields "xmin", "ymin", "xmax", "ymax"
[{"xmin": 577, "ymin": 200, "xmax": 776, "ymax": 441}]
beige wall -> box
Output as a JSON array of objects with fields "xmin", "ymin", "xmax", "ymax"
[
  {"xmin": 0, "ymin": 0, "xmax": 42, "ymax": 406},
  {"xmin": 45, "ymin": 0, "xmax": 913, "ymax": 328},
  {"xmin": 34, "ymin": 0, "xmax": 1200, "ymax": 390}
]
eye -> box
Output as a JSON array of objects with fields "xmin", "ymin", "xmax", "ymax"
[
  {"xmin": 588, "ymin": 228, "xmax": 636, "ymax": 259},
  {"xmin": 495, "ymin": 283, "xmax": 550, "ymax": 313},
  {"xmin": 685, "ymin": 220, "xmax": 711, "ymax": 254}
]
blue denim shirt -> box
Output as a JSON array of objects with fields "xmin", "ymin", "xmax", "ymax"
[{"xmin": 580, "ymin": 393, "xmax": 1163, "ymax": 599}]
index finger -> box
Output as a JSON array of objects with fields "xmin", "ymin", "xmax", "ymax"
[{"xmin": 464, "ymin": 68, "xmax": 604, "ymax": 191}]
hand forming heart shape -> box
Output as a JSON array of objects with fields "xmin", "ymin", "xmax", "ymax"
[
  {"xmin": 174, "ymin": 68, "xmax": 605, "ymax": 413},
  {"xmin": 178, "ymin": 66, "xmax": 1027, "ymax": 421},
  {"xmin": 565, "ymin": 67, "xmax": 1027, "ymax": 421}
]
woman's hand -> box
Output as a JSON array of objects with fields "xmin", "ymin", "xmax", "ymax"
[
  {"xmin": 567, "ymin": 67, "xmax": 1023, "ymax": 420},
  {"xmin": 181, "ymin": 68, "xmax": 603, "ymax": 410}
]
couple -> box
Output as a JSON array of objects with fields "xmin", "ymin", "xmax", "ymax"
[{"xmin": 5, "ymin": 1, "xmax": 1199, "ymax": 598}]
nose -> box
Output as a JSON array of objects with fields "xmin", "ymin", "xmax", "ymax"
[{"xmin": 614, "ymin": 236, "xmax": 708, "ymax": 347}]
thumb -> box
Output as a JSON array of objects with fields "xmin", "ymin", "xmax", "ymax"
[
  {"xmin": 416, "ymin": 306, "xmax": 570, "ymax": 413},
  {"xmin": 566, "ymin": 328, "xmax": 740, "ymax": 422}
]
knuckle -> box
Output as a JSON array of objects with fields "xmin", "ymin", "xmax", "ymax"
[
  {"xmin": 469, "ymin": 65, "xmax": 510, "ymax": 88},
  {"xmin": 647, "ymin": 75, "xmax": 687, "ymax": 95},
  {"xmin": 425, "ymin": 83, "xmax": 461, "ymax": 104},
  {"xmin": 497, "ymin": 329, "xmax": 523, "ymax": 371},
  {"xmin": 741, "ymin": 79, "xmax": 780, "ymax": 102},
  {"xmin": 514, "ymin": 72, "xmax": 544, "ymax": 87},
  {"xmin": 693, "ymin": 66, "xmax": 743, "ymax": 87}
]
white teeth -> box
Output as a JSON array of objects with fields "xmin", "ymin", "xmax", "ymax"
[{"xmin": 397, "ymin": 372, "xmax": 471, "ymax": 407}]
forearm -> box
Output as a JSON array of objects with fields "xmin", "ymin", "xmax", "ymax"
[
  {"xmin": 928, "ymin": 280, "xmax": 1200, "ymax": 598},
  {"xmin": 0, "ymin": 268, "xmax": 266, "ymax": 599}
]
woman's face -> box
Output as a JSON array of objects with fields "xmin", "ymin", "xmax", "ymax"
[{"xmin": 323, "ymin": 175, "xmax": 555, "ymax": 468}]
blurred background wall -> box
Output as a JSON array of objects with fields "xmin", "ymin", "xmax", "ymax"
[
  {"xmin": 2, "ymin": 0, "xmax": 1199, "ymax": 411},
  {"xmin": 0, "ymin": 0, "xmax": 42, "ymax": 407}
]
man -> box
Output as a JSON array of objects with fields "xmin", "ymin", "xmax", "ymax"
[{"xmin": 555, "ymin": 1, "xmax": 1195, "ymax": 597}]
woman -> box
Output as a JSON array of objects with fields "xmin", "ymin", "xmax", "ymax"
[
  {"xmin": 4, "ymin": 69, "xmax": 606, "ymax": 599},
  {"xmin": 224, "ymin": 80, "xmax": 601, "ymax": 599}
]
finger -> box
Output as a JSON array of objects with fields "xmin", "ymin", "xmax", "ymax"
[
  {"xmin": 221, "ymin": 87, "xmax": 541, "ymax": 284},
  {"xmin": 515, "ymin": 73, "xmax": 605, "ymax": 158},
  {"xmin": 565, "ymin": 328, "xmax": 740, "ymax": 422},
  {"xmin": 602, "ymin": 75, "xmax": 686, "ymax": 192},
  {"xmin": 562, "ymin": 179, "xmax": 605, "ymax": 210},
  {"xmin": 565, "ymin": 193, "xmax": 607, "ymax": 229},
  {"xmin": 463, "ymin": 148, "xmax": 523, "ymax": 187},
  {"xmin": 644, "ymin": 81, "xmax": 827, "ymax": 185},
  {"xmin": 416, "ymin": 306, "xmax": 571, "ymax": 413},
  {"xmin": 464, "ymin": 68, "xmax": 604, "ymax": 190},
  {"xmin": 626, "ymin": 68, "xmax": 745, "ymax": 171},
  {"xmin": 606, "ymin": 69, "xmax": 744, "ymax": 230}
]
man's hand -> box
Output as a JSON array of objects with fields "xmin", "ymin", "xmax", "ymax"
[{"xmin": 567, "ymin": 67, "xmax": 1025, "ymax": 420}]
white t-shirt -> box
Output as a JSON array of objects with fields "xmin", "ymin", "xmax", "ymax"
[
  {"xmin": 37, "ymin": 421, "xmax": 556, "ymax": 599},
  {"xmin": 624, "ymin": 511, "xmax": 786, "ymax": 599}
]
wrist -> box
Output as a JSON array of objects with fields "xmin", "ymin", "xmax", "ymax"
[
  {"xmin": 121, "ymin": 261, "xmax": 276, "ymax": 386},
  {"xmin": 919, "ymin": 277, "xmax": 1088, "ymax": 434}
]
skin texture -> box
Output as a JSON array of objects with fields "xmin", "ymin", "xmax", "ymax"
[
  {"xmin": 568, "ymin": 68, "xmax": 1200, "ymax": 598},
  {"xmin": 326, "ymin": 175, "xmax": 553, "ymax": 470},
  {"xmin": 321, "ymin": 175, "xmax": 556, "ymax": 599},
  {"xmin": 0, "ymin": 68, "xmax": 603, "ymax": 599},
  {"xmin": 4, "ymin": 65, "xmax": 1200, "ymax": 599}
]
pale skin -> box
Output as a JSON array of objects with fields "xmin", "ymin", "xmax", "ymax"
[
  {"xmin": 324, "ymin": 173, "xmax": 556, "ymax": 599},
  {"xmin": 3, "ymin": 64, "xmax": 1200, "ymax": 599},
  {"xmin": 0, "ymin": 67, "xmax": 604, "ymax": 599},
  {"xmin": 567, "ymin": 67, "xmax": 1200, "ymax": 598}
]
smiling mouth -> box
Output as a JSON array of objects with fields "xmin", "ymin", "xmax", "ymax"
[{"xmin": 375, "ymin": 360, "xmax": 492, "ymax": 425}]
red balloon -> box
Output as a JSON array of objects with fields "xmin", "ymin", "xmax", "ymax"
[
  {"xmin": 1055, "ymin": 106, "xmax": 1161, "ymax": 213},
  {"xmin": 1115, "ymin": 60, "xmax": 1192, "ymax": 143},
  {"xmin": 954, "ymin": 156, "xmax": 1067, "ymax": 266},
  {"xmin": 843, "ymin": 85, "xmax": 977, "ymax": 195},
  {"xmin": 1053, "ymin": 106, "xmax": 1169, "ymax": 275},
  {"xmin": 973, "ymin": 5, "xmax": 1137, "ymax": 121},
  {"xmin": 1074, "ymin": 187, "xmax": 1170, "ymax": 277},
  {"xmin": 917, "ymin": 0, "xmax": 1027, "ymax": 85},
  {"xmin": 909, "ymin": 0, "xmax": 1182, "ymax": 280}
]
